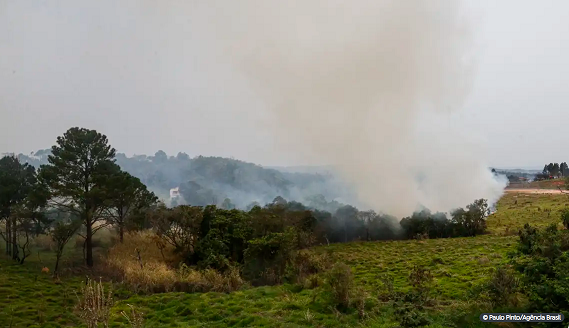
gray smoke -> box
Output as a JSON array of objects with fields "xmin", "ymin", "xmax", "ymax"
[
  {"xmin": 193, "ymin": 0, "xmax": 506, "ymax": 216},
  {"xmin": 2, "ymin": 1, "xmax": 507, "ymax": 217}
]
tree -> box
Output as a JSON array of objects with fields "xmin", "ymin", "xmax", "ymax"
[
  {"xmin": 39, "ymin": 127, "xmax": 116, "ymax": 267},
  {"xmin": 153, "ymin": 150, "xmax": 167, "ymax": 163},
  {"xmin": 104, "ymin": 167, "xmax": 157, "ymax": 242},
  {"xmin": 50, "ymin": 218, "xmax": 81, "ymax": 276},
  {"xmin": 9, "ymin": 176, "xmax": 50, "ymax": 264},
  {"xmin": 561, "ymin": 162, "xmax": 568, "ymax": 177},
  {"xmin": 451, "ymin": 199, "xmax": 489, "ymax": 237},
  {"xmin": 150, "ymin": 205, "xmax": 203, "ymax": 260},
  {"xmin": 0, "ymin": 155, "xmax": 43, "ymax": 260},
  {"xmin": 176, "ymin": 152, "xmax": 190, "ymax": 161},
  {"xmin": 220, "ymin": 198, "xmax": 235, "ymax": 210},
  {"xmin": 553, "ymin": 163, "xmax": 561, "ymax": 177},
  {"xmin": 334, "ymin": 205, "xmax": 361, "ymax": 242},
  {"xmin": 547, "ymin": 163, "xmax": 555, "ymax": 176},
  {"xmin": 543, "ymin": 165, "xmax": 549, "ymax": 175}
]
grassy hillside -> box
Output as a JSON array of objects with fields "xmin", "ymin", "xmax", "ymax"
[
  {"xmin": 487, "ymin": 192, "xmax": 569, "ymax": 234},
  {"xmin": 321, "ymin": 235, "xmax": 515, "ymax": 300},
  {"xmin": 2, "ymin": 192, "xmax": 567, "ymax": 327}
]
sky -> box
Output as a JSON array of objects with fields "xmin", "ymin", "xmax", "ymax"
[{"xmin": 1, "ymin": 0, "xmax": 568, "ymax": 169}]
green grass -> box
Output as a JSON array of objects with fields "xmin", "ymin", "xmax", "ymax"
[
  {"xmin": 0, "ymin": 256, "xmax": 83, "ymax": 327},
  {"xmin": 487, "ymin": 192, "xmax": 569, "ymax": 234},
  {"xmin": 319, "ymin": 235, "xmax": 515, "ymax": 301},
  {"xmin": 3, "ymin": 193, "xmax": 566, "ymax": 327},
  {"xmin": 110, "ymin": 287, "xmax": 393, "ymax": 328}
]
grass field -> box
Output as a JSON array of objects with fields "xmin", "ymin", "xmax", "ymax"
[
  {"xmin": 487, "ymin": 192, "xmax": 569, "ymax": 234},
  {"xmin": 1, "ymin": 191, "xmax": 566, "ymax": 327},
  {"xmin": 321, "ymin": 235, "xmax": 515, "ymax": 300}
]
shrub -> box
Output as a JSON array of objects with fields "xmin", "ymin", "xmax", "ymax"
[
  {"xmin": 285, "ymin": 250, "xmax": 331, "ymax": 284},
  {"xmin": 243, "ymin": 229, "xmax": 296, "ymax": 285},
  {"xmin": 103, "ymin": 231, "xmax": 245, "ymax": 293},
  {"xmin": 486, "ymin": 265, "xmax": 519, "ymax": 307},
  {"xmin": 561, "ymin": 208, "xmax": 569, "ymax": 229},
  {"xmin": 512, "ymin": 223, "xmax": 569, "ymax": 319},
  {"xmin": 325, "ymin": 262, "xmax": 354, "ymax": 309},
  {"xmin": 392, "ymin": 266, "xmax": 435, "ymax": 328}
]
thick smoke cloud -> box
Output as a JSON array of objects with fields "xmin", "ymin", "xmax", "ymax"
[
  {"xmin": 193, "ymin": 0, "xmax": 506, "ymax": 216},
  {"xmin": 2, "ymin": 1, "xmax": 507, "ymax": 217}
]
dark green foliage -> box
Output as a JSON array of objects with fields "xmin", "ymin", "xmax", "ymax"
[
  {"xmin": 148, "ymin": 195, "xmax": 491, "ymax": 288},
  {"xmin": 561, "ymin": 162, "xmax": 569, "ymax": 177},
  {"xmin": 485, "ymin": 265, "xmax": 519, "ymax": 307},
  {"xmin": 50, "ymin": 218, "xmax": 82, "ymax": 275},
  {"xmin": 195, "ymin": 208, "xmax": 252, "ymax": 270},
  {"xmin": 400, "ymin": 199, "xmax": 489, "ymax": 239},
  {"xmin": 243, "ymin": 229, "xmax": 297, "ymax": 285},
  {"xmin": 512, "ymin": 221, "xmax": 569, "ymax": 325},
  {"xmin": 392, "ymin": 266, "xmax": 434, "ymax": 328},
  {"xmin": 561, "ymin": 208, "xmax": 569, "ymax": 229},
  {"xmin": 104, "ymin": 167, "xmax": 158, "ymax": 242},
  {"xmin": 325, "ymin": 262, "xmax": 354, "ymax": 310},
  {"xmin": 0, "ymin": 155, "xmax": 49, "ymax": 263},
  {"xmin": 400, "ymin": 210, "xmax": 451, "ymax": 239},
  {"xmin": 39, "ymin": 127, "xmax": 117, "ymax": 267},
  {"xmin": 150, "ymin": 205, "xmax": 203, "ymax": 258}
]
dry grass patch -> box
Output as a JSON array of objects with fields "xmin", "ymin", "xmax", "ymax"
[{"xmin": 103, "ymin": 231, "xmax": 246, "ymax": 294}]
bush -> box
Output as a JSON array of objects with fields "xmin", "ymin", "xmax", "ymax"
[
  {"xmin": 325, "ymin": 262, "xmax": 354, "ymax": 310},
  {"xmin": 103, "ymin": 231, "xmax": 245, "ymax": 294},
  {"xmin": 512, "ymin": 223, "xmax": 569, "ymax": 320},
  {"xmin": 561, "ymin": 208, "xmax": 569, "ymax": 229},
  {"xmin": 285, "ymin": 250, "xmax": 331, "ymax": 284},
  {"xmin": 392, "ymin": 266, "xmax": 435, "ymax": 328},
  {"xmin": 243, "ymin": 229, "xmax": 296, "ymax": 285},
  {"xmin": 486, "ymin": 265, "xmax": 519, "ymax": 307}
]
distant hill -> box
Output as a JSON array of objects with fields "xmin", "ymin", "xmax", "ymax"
[{"xmin": 15, "ymin": 149, "xmax": 353, "ymax": 211}]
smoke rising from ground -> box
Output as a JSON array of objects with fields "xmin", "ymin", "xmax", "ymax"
[
  {"xmin": 1, "ymin": 1, "xmax": 508, "ymax": 217},
  {"xmin": 196, "ymin": 1, "xmax": 506, "ymax": 216}
]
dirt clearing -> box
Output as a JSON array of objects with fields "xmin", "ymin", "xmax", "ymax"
[{"xmin": 504, "ymin": 188, "xmax": 563, "ymax": 194}]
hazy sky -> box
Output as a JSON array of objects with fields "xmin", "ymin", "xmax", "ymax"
[{"xmin": 1, "ymin": 0, "xmax": 568, "ymax": 169}]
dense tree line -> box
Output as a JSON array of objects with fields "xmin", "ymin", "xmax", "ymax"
[
  {"xmin": 143, "ymin": 196, "xmax": 489, "ymax": 285},
  {"xmin": 539, "ymin": 162, "xmax": 569, "ymax": 179},
  {"xmin": 400, "ymin": 199, "xmax": 490, "ymax": 239},
  {"xmin": 1, "ymin": 127, "xmax": 490, "ymax": 278}
]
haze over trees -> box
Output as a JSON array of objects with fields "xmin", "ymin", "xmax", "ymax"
[
  {"xmin": 15, "ymin": 149, "xmax": 355, "ymax": 212},
  {"xmin": 1, "ymin": 126, "xmax": 494, "ymax": 271}
]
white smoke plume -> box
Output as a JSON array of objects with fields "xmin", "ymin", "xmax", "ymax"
[{"xmin": 188, "ymin": 0, "xmax": 506, "ymax": 217}]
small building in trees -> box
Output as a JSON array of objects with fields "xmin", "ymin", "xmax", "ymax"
[{"xmin": 170, "ymin": 187, "xmax": 180, "ymax": 199}]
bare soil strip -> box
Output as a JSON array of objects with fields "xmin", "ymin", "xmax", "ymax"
[{"xmin": 504, "ymin": 188, "xmax": 563, "ymax": 194}]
